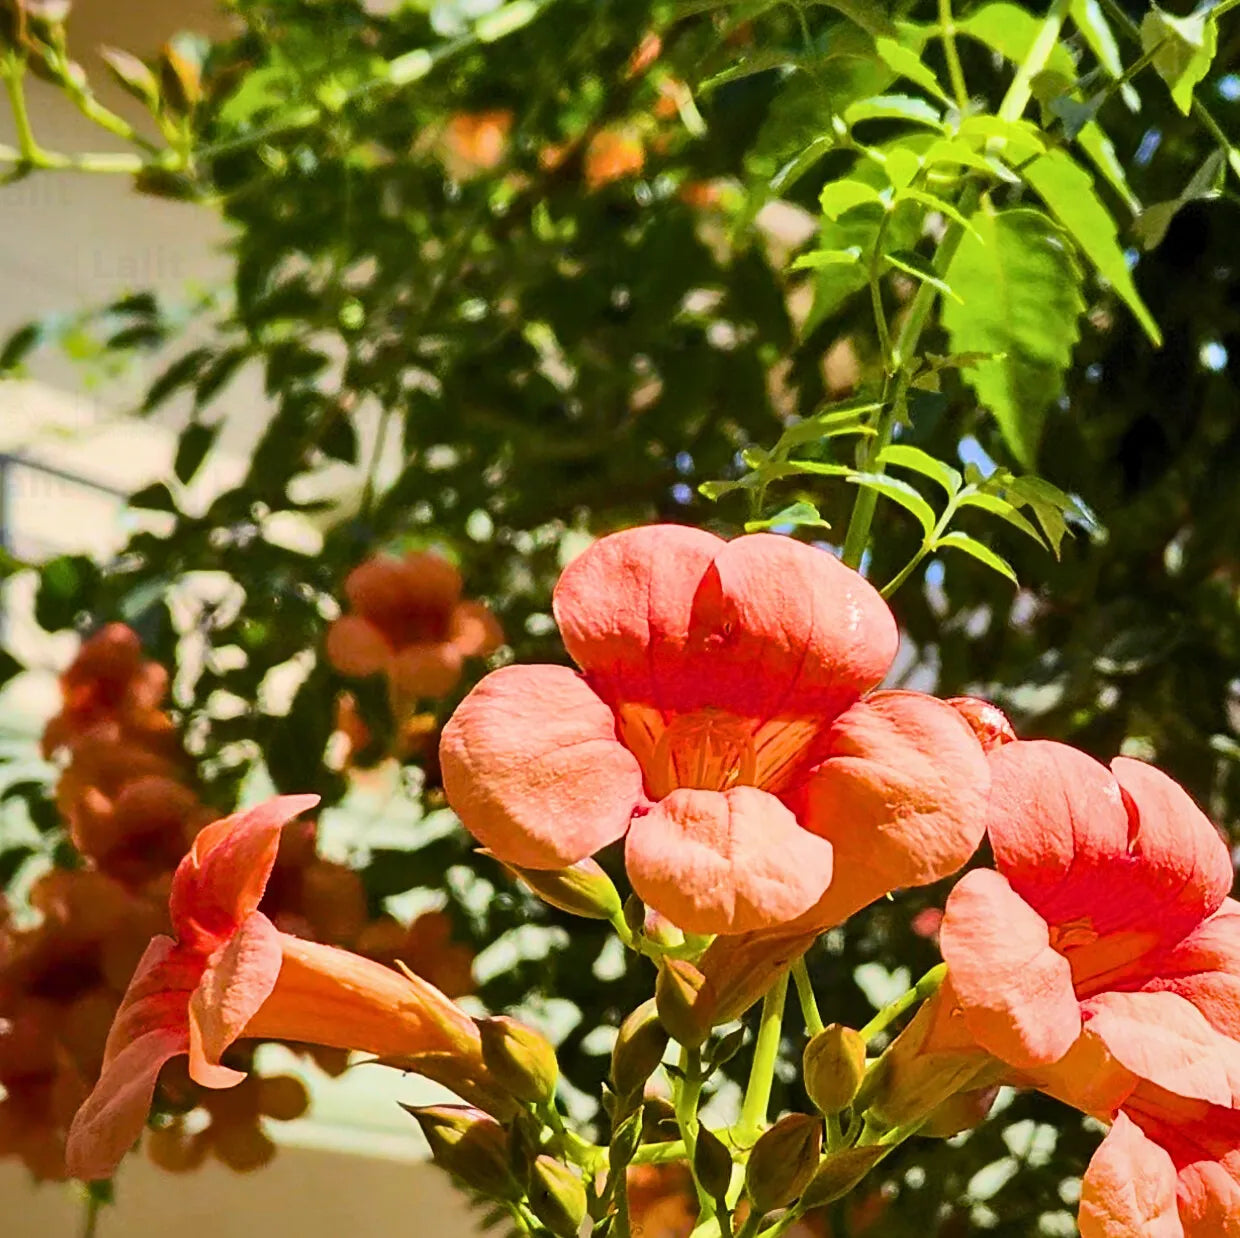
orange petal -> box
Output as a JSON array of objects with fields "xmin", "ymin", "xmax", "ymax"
[
  {"xmin": 389, "ymin": 641, "xmax": 463, "ymax": 699},
  {"xmin": 625, "ymin": 786, "xmax": 833, "ymax": 934},
  {"xmin": 449, "ymin": 600, "xmax": 504, "ymax": 658},
  {"xmin": 797, "ymin": 691, "xmax": 989, "ymax": 927},
  {"xmin": 440, "ymin": 664, "xmax": 643, "ymax": 869},
  {"xmin": 1082, "ymin": 990, "xmax": 1240, "ymax": 1107},
  {"xmin": 940, "ymin": 869, "xmax": 1080, "ymax": 1068},
  {"xmin": 1078, "ymin": 1113, "xmax": 1183, "ymax": 1238},
  {"xmin": 170, "ymin": 795, "xmax": 319, "ymax": 948},
  {"xmin": 189, "ymin": 912, "xmax": 283, "ymax": 1086},
  {"xmin": 325, "ymin": 615, "xmax": 393, "ymax": 677}
]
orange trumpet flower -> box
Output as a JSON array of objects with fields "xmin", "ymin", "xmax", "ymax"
[{"xmin": 65, "ymin": 796, "xmax": 500, "ymax": 1180}]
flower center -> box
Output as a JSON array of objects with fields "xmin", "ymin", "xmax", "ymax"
[
  {"xmin": 646, "ymin": 710, "xmax": 758, "ymax": 800},
  {"xmin": 1048, "ymin": 916, "xmax": 1098, "ymax": 952}
]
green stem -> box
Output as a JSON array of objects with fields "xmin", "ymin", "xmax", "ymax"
[
  {"xmin": 938, "ymin": 0, "xmax": 970, "ymax": 112},
  {"xmin": 631, "ymin": 1139, "xmax": 689, "ymax": 1166},
  {"xmin": 737, "ymin": 974, "xmax": 788, "ymax": 1143},
  {"xmin": 859, "ymin": 963, "xmax": 946, "ymax": 1043},
  {"xmin": 675, "ymin": 1045, "xmax": 705, "ymax": 1165},
  {"xmin": 839, "ymin": 400, "xmax": 897, "ymax": 571},
  {"xmin": 81, "ymin": 1196, "xmax": 102, "ymax": 1238},
  {"xmin": 2, "ymin": 56, "xmax": 42, "ymax": 164},
  {"xmin": 880, "ymin": 492, "xmax": 960, "ymax": 597},
  {"xmin": 791, "ymin": 959, "xmax": 824, "ymax": 1037},
  {"xmin": 736, "ymin": 1213, "xmax": 764, "ymax": 1238},
  {"xmin": 825, "ymin": 1110, "xmax": 844, "ymax": 1152},
  {"xmin": 997, "ymin": 0, "xmax": 1072, "ymax": 122}
]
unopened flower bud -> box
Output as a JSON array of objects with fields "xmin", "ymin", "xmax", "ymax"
[
  {"xmin": 405, "ymin": 1104, "xmax": 521, "ymax": 1200},
  {"xmin": 694, "ymin": 1125, "xmax": 733, "ymax": 1200},
  {"xmin": 655, "ymin": 958, "xmax": 713, "ymax": 1049},
  {"xmin": 641, "ymin": 1096, "xmax": 679, "ymax": 1143},
  {"xmin": 947, "ymin": 697, "xmax": 1016, "ymax": 751},
  {"xmin": 643, "ymin": 908, "xmax": 685, "ymax": 950},
  {"xmin": 744, "ymin": 1113, "xmax": 822, "ymax": 1214},
  {"xmin": 491, "ymin": 852, "xmax": 623, "ymax": 921},
  {"xmin": 798, "ymin": 1146, "xmax": 886, "ymax": 1211},
  {"xmin": 610, "ymin": 999, "xmax": 668, "ymax": 1103},
  {"xmin": 478, "ymin": 1016, "xmax": 558, "ymax": 1105},
  {"xmin": 920, "ymin": 1084, "xmax": 1001, "ymax": 1138},
  {"xmin": 803, "ymin": 1024, "xmax": 866, "ymax": 1114},
  {"xmin": 528, "ymin": 1155, "xmax": 588, "ymax": 1237}
]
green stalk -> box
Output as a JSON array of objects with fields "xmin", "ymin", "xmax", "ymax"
[
  {"xmin": 997, "ymin": 0, "xmax": 1073, "ymax": 122},
  {"xmin": 791, "ymin": 959, "xmax": 824, "ymax": 1037},
  {"xmin": 858, "ymin": 963, "xmax": 946, "ymax": 1043},
  {"xmin": 737, "ymin": 974, "xmax": 788, "ymax": 1143},
  {"xmin": 938, "ymin": 0, "xmax": 970, "ymax": 112}
]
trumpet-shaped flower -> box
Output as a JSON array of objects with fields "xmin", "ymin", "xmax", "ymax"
[
  {"xmin": 65, "ymin": 796, "xmax": 493, "ymax": 1180},
  {"xmin": 441, "ymin": 526, "xmax": 989, "ymax": 935}
]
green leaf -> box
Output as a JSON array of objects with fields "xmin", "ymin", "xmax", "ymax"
[
  {"xmin": 878, "ymin": 444, "xmax": 962, "ymax": 494},
  {"xmin": 0, "ymin": 322, "xmax": 42, "ymax": 373},
  {"xmin": 846, "ymin": 472, "xmax": 937, "ymax": 535},
  {"xmin": 1070, "ymin": 0, "xmax": 1138, "ymax": 109},
  {"xmin": 1077, "ymin": 122, "xmax": 1141, "ymax": 216},
  {"xmin": 883, "ymin": 250, "xmax": 959, "ymax": 301},
  {"xmin": 959, "ymin": 3, "xmax": 1078, "ymax": 79},
  {"xmin": 923, "ymin": 138, "xmax": 1009, "ymax": 178},
  {"xmin": 897, "ymin": 188, "xmax": 979, "ymax": 234},
  {"xmin": 820, "ymin": 180, "xmax": 886, "ymax": 219},
  {"xmin": 807, "ymin": 0, "xmax": 897, "ymax": 37},
  {"xmin": 1141, "ymin": 6, "xmax": 1218, "ymax": 115},
  {"xmin": 129, "ymin": 482, "xmax": 180, "ymax": 513},
  {"xmin": 956, "ymin": 490, "xmax": 1046, "ymax": 546},
  {"xmin": 143, "ymin": 347, "xmax": 212, "ymax": 414},
  {"xmin": 1004, "ymin": 475, "xmax": 1084, "ymax": 554},
  {"xmin": 1133, "ymin": 150, "xmax": 1224, "ymax": 251},
  {"xmin": 942, "ymin": 207, "xmax": 1086, "ymax": 467},
  {"xmin": 774, "ymin": 400, "xmax": 884, "ymax": 453},
  {"xmin": 933, "ymin": 531, "xmax": 1019, "ymax": 584},
  {"xmin": 174, "ymin": 421, "xmax": 220, "ymax": 484},
  {"xmin": 744, "ymin": 501, "xmax": 832, "ymax": 533},
  {"xmin": 957, "ymin": 115, "xmax": 1045, "ymax": 163},
  {"xmin": 792, "ymin": 247, "xmax": 864, "ymax": 271},
  {"xmin": 844, "ymin": 95, "xmax": 944, "ymax": 130},
  {"xmin": 874, "ymin": 36, "xmax": 952, "ymax": 106},
  {"xmin": 100, "ymin": 46, "xmax": 160, "ymax": 108},
  {"xmin": 1021, "ymin": 149, "xmax": 1161, "ymax": 345}
]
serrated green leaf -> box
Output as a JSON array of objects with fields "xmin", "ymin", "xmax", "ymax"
[
  {"xmin": 897, "ymin": 188, "xmax": 978, "ymax": 233},
  {"xmin": 884, "ymin": 250, "xmax": 958, "ymax": 300},
  {"xmin": 820, "ymin": 180, "xmax": 887, "ymax": 219},
  {"xmin": 942, "ymin": 207, "xmax": 1085, "ymax": 467},
  {"xmin": 1141, "ymin": 6, "xmax": 1217, "ymax": 115},
  {"xmin": 957, "ymin": 115, "xmax": 1046, "ymax": 163},
  {"xmin": 874, "ymin": 37, "xmax": 952, "ymax": 105},
  {"xmin": 882, "ymin": 145, "xmax": 923, "ymax": 190},
  {"xmin": 956, "ymin": 490, "xmax": 1046, "ymax": 547},
  {"xmin": 923, "ymin": 138, "xmax": 1008, "ymax": 177},
  {"xmin": 792, "ymin": 247, "xmax": 863, "ymax": 271},
  {"xmin": 879, "ymin": 444, "xmax": 962, "ymax": 494},
  {"xmin": 744, "ymin": 501, "xmax": 832, "ymax": 533},
  {"xmin": 1077, "ymin": 122, "xmax": 1141, "ymax": 216},
  {"xmin": 844, "ymin": 94, "xmax": 944, "ymax": 129},
  {"xmin": 1004, "ymin": 475, "xmax": 1084, "ymax": 553},
  {"xmin": 933, "ymin": 531, "xmax": 1019, "ymax": 583},
  {"xmin": 1021, "ymin": 149, "xmax": 1161, "ymax": 345},
  {"xmin": 846, "ymin": 472, "xmax": 937, "ymax": 535}
]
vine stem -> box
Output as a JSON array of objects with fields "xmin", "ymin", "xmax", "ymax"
[
  {"xmin": 938, "ymin": 0, "xmax": 969, "ymax": 112},
  {"xmin": 997, "ymin": 0, "xmax": 1073, "ymax": 122},
  {"xmin": 791, "ymin": 959, "xmax": 824, "ymax": 1037},
  {"xmin": 737, "ymin": 974, "xmax": 788, "ymax": 1144},
  {"xmin": 858, "ymin": 963, "xmax": 946, "ymax": 1043}
]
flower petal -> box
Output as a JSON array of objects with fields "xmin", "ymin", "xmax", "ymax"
[
  {"xmin": 554, "ymin": 526, "xmax": 895, "ymax": 721},
  {"xmin": 986, "ymin": 743, "xmax": 1230, "ymax": 944},
  {"xmin": 325, "ymin": 615, "xmax": 393, "ymax": 677},
  {"xmin": 440, "ymin": 664, "xmax": 643, "ymax": 868},
  {"xmin": 188, "ymin": 911, "xmax": 283, "ymax": 1086},
  {"xmin": 940, "ymin": 869, "xmax": 1080, "ymax": 1068},
  {"xmin": 449, "ymin": 601, "xmax": 504, "ymax": 658},
  {"xmin": 1083, "ymin": 990, "xmax": 1240, "ymax": 1107},
  {"xmin": 1151, "ymin": 901, "xmax": 1240, "ymax": 1040},
  {"xmin": 1079, "ymin": 1113, "xmax": 1184, "ymax": 1238},
  {"xmin": 1177, "ymin": 1159, "xmax": 1240, "ymax": 1237},
  {"xmin": 796, "ymin": 691, "xmax": 989, "ymax": 928},
  {"xmin": 389, "ymin": 642, "xmax": 463, "ymax": 699},
  {"xmin": 624, "ymin": 786, "xmax": 833, "ymax": 934},
  {"xmin": 169, "ymin": 794, "xmax": 320, "ymax": 947},
  {"xmin": 65, "ymin": 936, "xmax": 196, "ymax": 1180}
]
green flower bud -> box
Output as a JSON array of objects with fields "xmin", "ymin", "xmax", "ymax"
[
  {"xmin": 803, "ymin": 1024, "xmax": 867, "ymax": 1114},
  {"xmin": 491, "ymin": 852, "xmax": 623, "ymax": 921},
  {"xmin": 641, "ymin": 1096, "xmax": 680, "ymax": 1143},
  {"xmin": 478, "ymin": 1016, "xmax": 559, "ymax": 1105},
  {"xmin": 655, "ymin": 958, "xmax": 714, "ymax": 1049},
  {"xmin": 744, "ymin": 1113, "xmax": 822, "ymax": 1215},
  {"xmin": 693, "ymin": 1125, "xmax": 733, "ymax": 1201},
  {"xmin": 405, "ymin": 1104, "xmax": 521, "ymax": 1200},
  {"xmin": 610, "ymin": 999, "xmax": 668, "ymax": 1103},
  {"xmin": 528, "ymin": 1155, "xmax": 588, "ymax": 1238},
  {"xmin": 798, "ymin": 1146, "xmax": 886, "ymax": 1211}
]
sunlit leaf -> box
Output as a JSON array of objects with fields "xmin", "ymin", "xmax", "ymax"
[
  {"xmin": 844, "ymin": 94, "xmax": 944, "ymax": 130},
  {"xmin": 744, "ymin": 500, "xmax": 832, "ymax": 533},
  {"xmin": 878, "ymin": 444, "xmax": 962, "ymax": 494},
  {"xmin": 1141, "ymin": 6, "xmax": 1218, "ymax": 115},
  {"xmin": 874, "ymin": 36, "xmax": 952, "ymax": 106},
  {"xmin": 1021, "ymin": 149, "xmax": 1161, "ymax": 345},
  {"xmin": 942, "ymin": 207, "xmax": 1085, "ymax": 467},
  {"xmin": 791, "ymin": 248, "xmax": 863, "ymax": 270},
  {"xmin": 846, "ymin": 472, "xmax": 937, "ymax": 535},
  {"xmin": 883, "ymin": 250, "xmax": 958, "ymax": 300},
  {"xmin": 820, "ymin": 179, "xmax": 886, "ymax": 219},
  {"xmin": 933, "ymin": 531, "xmax": 1019, "ymax": 584},
  {"xmin": 958, "ymin": 3, "xmax": 1078, "ymax": 78},
  {"xmin": 1070, "ymin": 0, "xmax": 1139, "ymax": 109},
  {"xmin": 956, "ymin": 490, "xmax": 1046, "ymax": 547}
]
